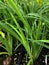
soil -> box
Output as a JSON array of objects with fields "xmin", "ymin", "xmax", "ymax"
[
  {"xmin": 34, "ymin": 48, "xmax": 49, "ymax": 65},
  {"xmin": 0, "ymin": 45, "xmax": 49, "ymax": 65}
]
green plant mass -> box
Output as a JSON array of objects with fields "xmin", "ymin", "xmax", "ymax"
[{"xmin": 0, "ymin": 0, "xmax": 49, "ymax": 65}]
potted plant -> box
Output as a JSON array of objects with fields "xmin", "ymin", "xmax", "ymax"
[{"xmin": 0, "ymin": 0, "xmax": 49, "ymax": 65}]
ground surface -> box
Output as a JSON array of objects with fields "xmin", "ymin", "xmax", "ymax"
[{"xmin": 0, "ymin": 46, "xmax": 49, "ymax": 65}]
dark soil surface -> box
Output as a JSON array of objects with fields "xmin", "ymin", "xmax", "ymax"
[
  {"xmin": 34, "ymin": 48, "xmax": 49, "ymax": 65},
  {"xmin": 0, "ymin": 45, "xmax": 49, "ymax": 65}
]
